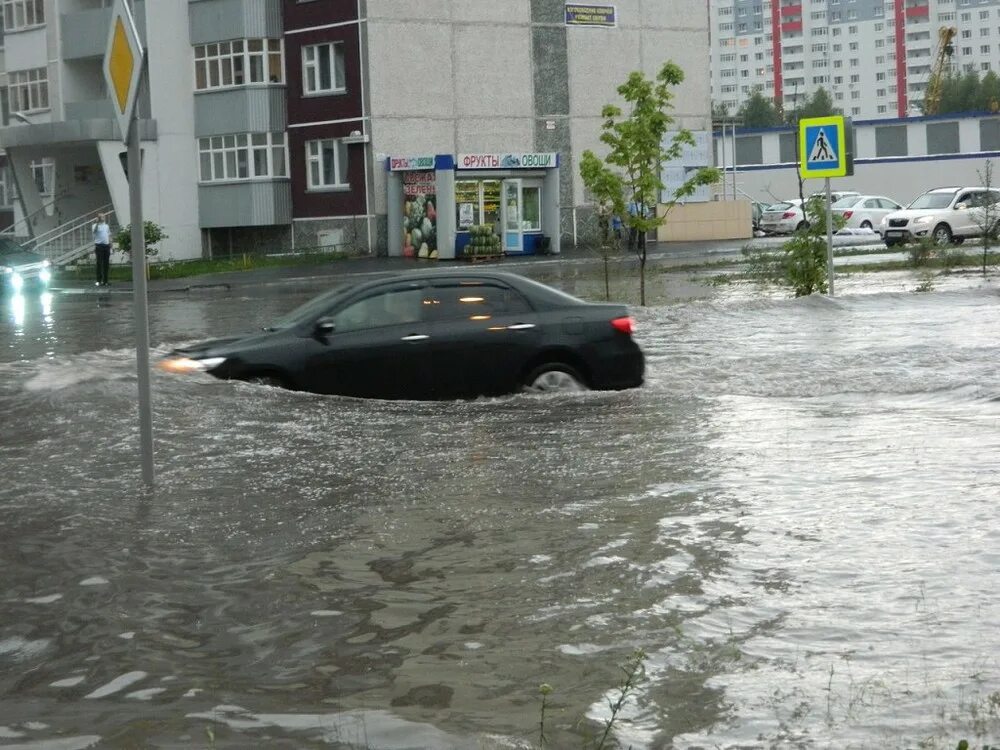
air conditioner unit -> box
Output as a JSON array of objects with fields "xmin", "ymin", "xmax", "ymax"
[{"xmin": 342, "ymin": 130, "xmax": 370, "ymax": 144}]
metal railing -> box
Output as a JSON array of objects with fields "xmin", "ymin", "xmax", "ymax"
[{"xmin": 26, "ymin": 204, "xmax": 117, "ymax": 266}]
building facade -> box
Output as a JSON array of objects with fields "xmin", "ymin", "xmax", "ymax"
[
  {"xmin": 710, "ymin": 0, "xmax": 1000, "ymax": 122},
  {"xmin": 0, "ymin": 0, "xmax": 710, "ymax": 260}
]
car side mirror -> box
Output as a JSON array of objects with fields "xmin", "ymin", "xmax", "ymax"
[
  {"xmin": 955, "ymin": 203, "xmax": 968, "ymax": 211},
  {"xmin": 315, "ymin": 317, "xmax": 336, "ymax": 336}
]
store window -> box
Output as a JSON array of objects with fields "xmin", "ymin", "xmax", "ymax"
[
  {"xmin": 198, "ymin": 132, "xmax": 288, "ymax": 183},
  {"xmin": 306, "ymin": 138, "xmax": 349, "ymax": 189},
  {"xmin": 302, "ymin": 42, "xmax": 346, "ymax": 95},
  {"xmin": 194, "ymin": 39, "xmax": 283, "ymax": 91},
  {"xmin": 8, "ymin": 67, "xmax": 47, "ymax": 113},
  {"xmin": 3, "ymin": 0, "xmax": 43, "ymax": 31},
  {"xmin": 522, "ymin": 187, "xmax": 541, "ymax": 231},
  {"xmin": 455, "ymin": 180, "xmax": 501, "ymax": 230}
]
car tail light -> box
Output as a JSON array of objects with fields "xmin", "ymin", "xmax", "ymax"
[
  {"xmin": 842, "ymin": 210, "xmax": 853, "ymax": 219},
  {"xmin": 782, "ymin": 211, "xmax": 796, "ymax": 219},
  {"xmin": 611, "ymin": 317, "xmax": 635, "ymax": 335}
]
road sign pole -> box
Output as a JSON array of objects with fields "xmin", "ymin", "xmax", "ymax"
[
  {"xmin": 825, "ymin": 177, "xmax": 835, "ymax": 297},
  {"xmin": 128, "ymin": 112, "xmax": 154, "ymax": 487}
]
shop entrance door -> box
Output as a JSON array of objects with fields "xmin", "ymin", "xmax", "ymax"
[{"xmin": 501, "ymin": 179, "xmax": 523, "ymax": 254}]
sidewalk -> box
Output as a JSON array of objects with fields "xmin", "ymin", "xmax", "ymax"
[{"xmin": 49, "ymin": 235, "xmax": 875, "ymax": 296}]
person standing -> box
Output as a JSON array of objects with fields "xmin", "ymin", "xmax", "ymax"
[{"xmin": 92, "ymin": 213, "xmax": 111, "ymax": 286}]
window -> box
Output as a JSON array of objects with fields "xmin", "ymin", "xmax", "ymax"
[
  {"xmin": 198, "ymin": 132, "xmax": 288, "ymax": 182},
  {"xmin": 302, "ymin": 42, "xmax": 346, "ymax": 95},
  {"xmin": 2, "ymin": 0, "xmax": 43, "ymax": 31},
  {"xmin": 423, "ymin": 283, "xmax": 532, "ymax": 323},
  {"xmin": 522, "ymin": 187, "xmax": 541, "ymax": 231},
  {"xmin": 0, "ymin": 165, "xmax": 14, "ymax": 207},
  {"xmin": 8, "ymin": 67, "xmax": 48, "ymax": 113},
  {"xmin": 332, "ymin": 287, "xmax": 425, "ymax": 332},
  {"xmin": 306, "ymin": 138, "xmax": 349, "ymax": 189},
  {"xmin": 194, "ymin": 38, "xmax": 283, "ymax": 91},
  {"xmin": 30, "ymin": 157, "xmax": 54, "ymax": 198}
]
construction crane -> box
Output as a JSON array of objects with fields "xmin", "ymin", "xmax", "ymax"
[{"xmin": 923, "ymin": 26, "xmax": 957, "ymax": 116}]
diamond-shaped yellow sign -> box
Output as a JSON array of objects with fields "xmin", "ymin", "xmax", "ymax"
[{"xmin": 103, "ymin": 0, "xmax": 144, "ymax": 142}]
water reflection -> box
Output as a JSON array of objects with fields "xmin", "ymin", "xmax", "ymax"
[{"xmin": 9, "ymin": 292, "xmax": 25, "ymax": 328}]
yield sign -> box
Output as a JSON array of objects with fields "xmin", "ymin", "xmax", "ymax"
[{"xmin": 103, "ymin": 0, "xmax": 145, "ymax": 143}]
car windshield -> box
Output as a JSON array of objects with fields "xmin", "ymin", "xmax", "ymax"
[
  {"xmin": 269, "ymin": 282, "xmax": 353, "ymax": 329},
  {"xmin": 766, "ymin": 202, "xmax": 793, "ymax": 212},
  {"xmin": 908, "ymin": 192, "xmax": 956, "ymax": 210},
  {"xmin": 832, "ymin": 196, "xmax": 862, "ymax": 208}
]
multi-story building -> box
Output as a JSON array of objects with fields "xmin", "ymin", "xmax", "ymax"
[
  {"xmin": 710, "ymin": 0, "xmax": 1000, "ymax": 122},
  {"xmin": 0, "ymin": 1, "xmax": 711, "ymax": 261}
]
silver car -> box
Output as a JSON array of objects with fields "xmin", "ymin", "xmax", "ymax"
[
  {"xmin": 881, "ymin": 187, "xmax": 1000, "ymax": 246},
  {"xmin": 832, "ymin": 195, "xmax": 903, "ymax": 234}
]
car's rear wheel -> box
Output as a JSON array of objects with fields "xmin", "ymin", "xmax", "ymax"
[
  {"xmin": 861, "ymin": 220, "xmax": 873, "ymax": 231},
  {"xmin": 796, "ymin": 221, "xmax": 809, "ymax": 232},
  {"xmin": 933, "ymin": 223, "xmax": 953, "ymax": 245},
  {"xmin": 523, "ymin": 363, "xmax": 586, "ymax": 394}
]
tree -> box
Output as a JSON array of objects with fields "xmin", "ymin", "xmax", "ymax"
[
  {"xmin": 711, "ymin": 101, "xmax": 731, "ymax": 122},
  {"xmin": 743, "ymin": 198, "xmax": 845, "ymax": 297},
  {"xmin": 580, "ymin": 61, "xmax": 720, "ymax": 306},
  {"xmin": 116, "ymin": 220, "xmax": 168, "ymax": 259},
  {"xmin": 579, "ymin": 155, "xmax": 624, "ymax": 300},
  {"xmin": 974, "ymin": 160, "xmax": 999, "ymax": 276},
  {"xmin": 980, "ymin": 71, "xmax": 1000, "ymax": 112},
  {"xmin": 794, "ymin": 87, "xmax": 837, "ymax": 121},
  {"xmin": 738, "ymin": 90, "xmax": 781, "ymax": 128}
]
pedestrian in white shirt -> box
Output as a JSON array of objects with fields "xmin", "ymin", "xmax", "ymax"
[{"xmin": 92, "ymin": 213, "xmax": 111, "ymax": 286}]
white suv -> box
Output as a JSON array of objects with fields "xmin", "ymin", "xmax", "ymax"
[{"xmin": 880, "ymin": 186, "xmax": 1000, "ymax": 246}]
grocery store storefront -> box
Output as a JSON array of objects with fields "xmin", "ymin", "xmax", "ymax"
[{"xmin": 386, "ymin": 152, "xmax": 561, "ymax": 259}]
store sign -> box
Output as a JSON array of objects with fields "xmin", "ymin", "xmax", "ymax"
[
  {"xmin": 565, "ymin": 3, "xmax": 616, "ymax": 27},
  {"xmin": 389, "ymin": 155, "xmax": 435, "ymax": 171},
  {"xmin": 458, "ymin": 153, "xmax": 557, "ymax": 170}
]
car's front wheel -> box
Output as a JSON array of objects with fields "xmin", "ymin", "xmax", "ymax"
[
  {"xmin": 523, "ymin": 363, "xmax": 586, "ymax": 394},
  {"xmin": 932, "ymin": 223, "xmax": 953, "ymax": 245}
]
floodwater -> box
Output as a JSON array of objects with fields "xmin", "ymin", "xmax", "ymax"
[{"xmin": 1, "ymin": 263, "xmax": 999, "ymax": 749}]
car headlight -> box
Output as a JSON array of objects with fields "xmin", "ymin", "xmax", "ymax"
[
  {"xmin": 42, "ymin": 259, "xmax": 50, "ymax": 268},
  {"xmin": 913, "ymin": 215, "xmax": 935, "ymax": 225},
  {"xmin": 1, "ymin": 266, "xmax": 11, "ymax": 275},
  {"xmin": 158, "ymin": 356, "xmax": 226, "ymax": 374},
  {"xmin": 39, "ymin": 269, "xmax": 51, "ymax": 283},
  {"xmin": 10, "ymin": 272, "xmax": 23, "ymax": 291}
]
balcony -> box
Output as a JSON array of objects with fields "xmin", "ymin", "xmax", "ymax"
[
  {"xmin": 194, "ymin": 87, "xmax": 286, "ymax": 138},
  {"xmin": 904, "ymin": 4, "xmax": 929, "ymax": 19},
  {"xmin": 781, "ymin": 20, "xmax": 803, "ymax": 34},
  {"xmin": 61, "ymin": 3, "xmax": 147, "ymax": 60},
  {"xmin": 780, "ymin": 4, "xmax": 802, "ymax": 16},
  {"xmin": 198, "ymin": 180, "xmax": 291, "ymax": 228}
]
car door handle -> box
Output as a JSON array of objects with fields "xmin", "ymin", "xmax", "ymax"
[
  {"xmin": 401, "ymin": 334, "xmax": 430, "ymax": 341},
  {"xmin": 507, "ymin": 323, "xmax": 536, "ymax": 330}
]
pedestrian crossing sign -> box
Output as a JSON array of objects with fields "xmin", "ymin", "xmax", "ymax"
[{"xmin": 800, "ymin": 115, "xmax": 847, "ymax": 178}]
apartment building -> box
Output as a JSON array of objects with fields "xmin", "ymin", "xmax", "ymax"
[
  {"xmin": 710, "ymin": 0, "xmax": 1000, "ymax": 122},
  {"xmin": 0, "ymin": 0, "xmax": 710, "ymax": 260}
]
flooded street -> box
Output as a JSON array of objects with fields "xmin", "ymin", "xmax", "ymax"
[{"xmin": 1, "ymin": 263, "xmax": 999, "ymax": 749}]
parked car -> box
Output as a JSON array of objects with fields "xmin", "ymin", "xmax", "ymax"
[
  {"xmin": 880, "ymin": 186, "xmax": 1000, "ymax": 246},
  {"xmin": 809, "ymin": 190, "xmax": 861, "ymax": 204},
  {"xmin": 831, "ymin": 195, "xmax": 903, "ymax": 234},
  {"xmin": 159, "ymin": 270, "xmax": 645, "ymax": 400},
  {"xmin": 758, "ymin": 199, "xmax": 807, "ymax": 235},
  {"xmin": 0, "ymin": 237, "xmax": 52, "ymax": 294}
]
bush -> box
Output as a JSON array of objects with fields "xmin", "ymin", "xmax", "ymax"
[{"xmin": 116, "ymin": 221, "xmax": 167, "ymax": 258}]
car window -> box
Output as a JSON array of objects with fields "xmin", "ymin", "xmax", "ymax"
[
  {"xmin": 423, "ymin": 283, "xmax": 532, "ymax": 322},
  {"xmin": 863, "ymin": 199, "xmax": 879, "ymax": 209},
  {"xmin": 765, "ymin": 202, "xmax": 792, "ymax": 211},
  {"xmin": 956, "ymin": 192, "xmax": 975, "ymax": 207},
  {"xmin": 332, "ymin": 287, "xmax": 425, "ymax": 332},
  {"xmin": 832, "ymin": 197, "xmax": 859, "ymax": 209},
  {"xmin": 879, "ymin": 199, "xmax": 901, "ymax": 210},
  {"xmin": 908, "ymin": 192, "xmax": 957, "ymax": 210}
]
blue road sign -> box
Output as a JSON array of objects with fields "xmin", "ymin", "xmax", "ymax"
[{"xmin": 799, "ymin": 116, "xmax": 847, "ymax": 178}]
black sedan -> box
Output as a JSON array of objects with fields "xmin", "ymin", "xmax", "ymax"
[
  {"xmin": 0, "ymin": 237, "xmax": 52, "ymax": 293},
  {"xmin": 160, "ymin": 270, "xmax": 644, "ymax": 399}
]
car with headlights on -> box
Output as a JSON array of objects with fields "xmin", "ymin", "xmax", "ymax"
[
  {"xmin": 159, "ymin": 270, "xmax": 645, "ymax": 400},
  {"xmin": 0, "ymin": 237, "xmax": 52, "ymax": 294},
  {"xmin": 831, "ymin": 194, "xmax": 903, "ymax": 234},
  {"xmin": 881, "ymin": 186, "xmax": 1000, "ymax": 246}
]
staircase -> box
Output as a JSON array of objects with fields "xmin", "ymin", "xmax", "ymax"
[{"xmin": 2, "ymin": 204, "xmax": 117, "ymax": 267}]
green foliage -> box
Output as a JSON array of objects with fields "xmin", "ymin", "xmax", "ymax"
[
  {"xmin": 743, "ymin": 198, "xmax": 843, "ymax": 296},
  {"xmin": 579, "ymin": 61, "xmax": 720, "ymax": 305},
  {"xmin": 908, "ymin": 237, "xmax": 937, "ymax": 267},
  {"xmin": 788, "ymin": 87, "xmax": 838, "ymax": 123},
  {"xmin": 116, "ymin": 220, "xmax": 167, "ymax": 258},
  {"xmin": 934, "ymin": 70, "xmax": 1000, "ymax": 114},
  {"xmin": 738, "ymin": 90, "xmax": 782, "ymax": 128}
]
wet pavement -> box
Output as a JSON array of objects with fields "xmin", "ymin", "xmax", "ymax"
[{"xmin": 1, "ymin": 255, "xmax": 999, "ymax": 749}]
